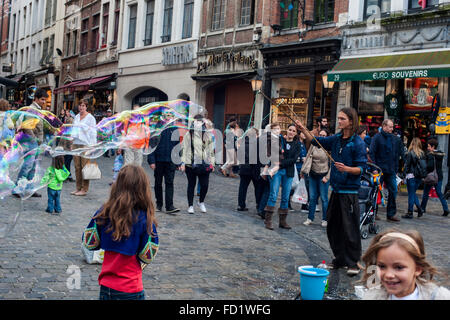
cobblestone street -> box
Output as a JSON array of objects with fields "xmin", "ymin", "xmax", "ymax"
[{"xmin": 0, "ymin": 156, "xmax": 449, "ymax": 300}]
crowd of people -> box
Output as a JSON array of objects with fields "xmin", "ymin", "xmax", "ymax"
[{"xmin": 1, "ymin": 92, "xmax": 449, "ymax": 300}]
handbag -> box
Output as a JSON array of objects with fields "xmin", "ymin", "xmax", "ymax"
[
  {"xmin": 424, "ymin": 156, "xmax": 438, "ymax": 185},
  {"xmin": 300, "ymin": 146, "xmax": 313, "ymax": 175},
  {"xmin": 82, "ymin": 161, "xmax": 102, "ymax": 180}
]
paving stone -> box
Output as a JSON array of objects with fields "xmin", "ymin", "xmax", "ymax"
[{"xmin": 1, "ymin": 156, "xmax": 448, "ymax": 300}]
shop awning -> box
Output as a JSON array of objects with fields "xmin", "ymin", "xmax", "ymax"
[
  {"xmin": 327, "ymin": 49, "xmax": 450, "ymax": 82},
  {"xmin": 54, "ymin": 75, "xmax": 114, "ymax": 94},
  {"xmin": 0, "ymin": 76, "xmax": 18, "ymax": 87},
  {"xmin": 54, "ymin": 80, "xmax": 86, "ymax": 94}
]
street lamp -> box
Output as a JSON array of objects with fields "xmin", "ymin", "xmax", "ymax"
[
  {"xmin": 322, "ymin": 72, "xmax": 334, "ymax": 89},
  {"xmin": 251, "ymin": 79, "xmax": 263, "ymax": 92}
]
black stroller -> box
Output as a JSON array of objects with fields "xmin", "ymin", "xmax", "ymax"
[{"xmin": 358, "ymin": 163, "xmax": 382, "ymax": 239}]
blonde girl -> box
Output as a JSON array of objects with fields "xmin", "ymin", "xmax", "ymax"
[
  {"xmin": 403, "ymin": 137, "xmax": 426, "ymax": 219},
  {"xmin": 360, "ymin": 228, "xmax": 449, "ymax": 300}
]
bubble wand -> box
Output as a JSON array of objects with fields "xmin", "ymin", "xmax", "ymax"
[{"xmin": 256, "ymin": 90, "xmax": 335, "ymax": 164}]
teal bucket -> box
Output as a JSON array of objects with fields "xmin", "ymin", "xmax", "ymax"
[{"xmin": 298, "ymin": 266, "xmax": 330, "ymax": 300}]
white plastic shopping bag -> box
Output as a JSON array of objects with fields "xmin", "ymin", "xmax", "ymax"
[
  {"xmin": 81, "ymin": 243, "xmax": 104, "ymax": 264},
  {"xmin": 292, "ymin": 178, "xmax": 308, "ymax": 204},
  {"xmin": 291, "ymin": 166, "xmax": 300, "ymax": 190}
]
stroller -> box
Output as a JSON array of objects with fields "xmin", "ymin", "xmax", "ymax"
[{"xmin": 358, "ymin": 163, "xmax": 382, "ymax": 239}]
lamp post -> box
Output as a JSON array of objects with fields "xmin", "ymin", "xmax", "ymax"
[
  {"xmin": 251, "ymin": 78, "xmax": 263, "ymax": 93},
  {"xmin": 322, "ymin": 73, "xmax": 334, "ymax": 90}
]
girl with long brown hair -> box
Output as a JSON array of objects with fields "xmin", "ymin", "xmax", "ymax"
[{"xmin": 82, "ymin": 165, "xmax": 159, "ymax": 300}]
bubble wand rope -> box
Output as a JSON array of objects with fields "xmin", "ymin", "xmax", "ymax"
[{"xmin": 257, "ymin": 90, "xmax": 335, "ymax": 164}]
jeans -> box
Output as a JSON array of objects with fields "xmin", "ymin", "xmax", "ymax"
[
  {"xmin": 46, "ymin": 188, "xmax": 61, "ymax": 213},
  {"xmin": 99, "ymin": 285, "xmax": 145, "ymax": 300},
  {"xmin": 266, "ymin": 169, "xmax": 294, "ymax": 210},
  {"xmin": 382, "ymin": 173, "xmax": 397, "ymax": 218},
  {"xmin": 421, "ymin": 179, "xmax": 449, "ymax": 212},
  {"xmin": 406, "ymin": 177, "xmax": 422, "ymax": 212},
  {"xmin": 185, "ymin": 166, "xmax": 210, "ymax": 206},
  {"xmin": 64, "ymin": 155, "xmax": 73, "ymax": 178},
  {"xmin": 257, "ymin": 178, "xmax": 270, "ymax": 213},
  {"xmin": 154, "ymin": 162, "xmax": 176, "ymax": 210},
  {"xmin": 14, "ymin": 141, "xmax": 39, "ymax": 194},
  {"xmin": 238, "ymin": 174, "xmax": 260, "ymax": 209},
  {"xmin": 308, "ymin": 174, "xmax": 329, "ymax": 221}
]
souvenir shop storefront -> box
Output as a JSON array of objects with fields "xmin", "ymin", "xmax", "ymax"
[
  {"xmin": 260, "ymin": 38, "xmax": 341, "ymax": 133},
  {"xmin": 328, "ymin": 50, "xmax": 450, "ymax": 149},
  {"xmin": 54, "ymin": 74, "xmax": 117, "ymax": 122}
]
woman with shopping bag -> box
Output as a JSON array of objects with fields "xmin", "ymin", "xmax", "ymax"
[
  {"xmin": 301, "ymin": 128, "xmax": 331, "ymax": 227},
  {"xmin": 71, "ymin": 99, "xmax": 97, "ymax": 196}
]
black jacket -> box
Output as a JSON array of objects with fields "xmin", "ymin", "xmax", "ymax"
[
  {"xmin": 425, "ymin": 150, "xmax": 445, "ymax": 181},
  {"xmin": 238, "ymin": 134, "xmax": 261, "ymax": 179},
  {"xmin": 280, "ymin": 137, "xmax": 301, "ymax": 178},
  {"xmin": 404, "ymin": 151, "xmax": 426, "ymax": 177},
  {"xmin": 369, "ymin": 131, "xmax": 404, "ymax": 174},
  {"xmin": 147, "ymin": 127, "xmax": 180, "ymax": 164}
]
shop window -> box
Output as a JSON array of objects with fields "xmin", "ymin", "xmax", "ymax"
[
  {"xmin": 363, "ymin": 0, "xmax": 390, "ymax": 20},
  {"xmin": 409, "ymin": 0, "xmax": 439, "ymax": 11},
  {"xmin": 212, "ymin": 0, "xmax": 226, "ymax": 31},
  {"xmin": 358, "ymin": 80, "xmax": 385, "ymax": 114},
  {"xmin": 240, "ymin": 0, "xmax": 255, "ymax": 26},
  {"xmin": 314, "ymin": 0, "xmax": 335, "ymax": 24},
  {"xmin": 162, "ymin": 0, "xmax": 173, "ymax": 43},
  {"xmin": 279, "ymin": 1, "xmax": 298, "ymax": 30},
  {"xmin": 404, "ymin": 77, "xmax": 438, "ymax": 111},
  {"xmin": 271, "ymin": 77, "xmax": 309, "ymax": 132}
]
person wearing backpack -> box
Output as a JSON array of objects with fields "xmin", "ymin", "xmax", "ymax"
[
  {"xmin": 403, "ymin": 137, "xmax": 427, "ymax": 219},
  {"xmin": 420, "ymin": 138, "xmax": 449, "ymax": 217},
  {"xmin": 180, "ymin": 114, "xmax": 215, "ymax": 214}
]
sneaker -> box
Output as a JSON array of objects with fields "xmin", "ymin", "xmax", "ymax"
[
  {"xmin": 347, "ymin": 267, "xmax": 361, "ymax": 276},
  {"xmin": 303, "ymin": 218, "xmax": 313, "ymax": 226},
  {"xmin": 165, "ymin": 206, "xmax": 179, "ymax": 215},
  {"xmin": 387, "ymin": 215, "xmax": 401, "ymax": 222},
  {"xmin": 236, "ymin": 207, "xmax": 248, "ymax": 211},
  {"xmin": 301, "ymin": 205, "xmax": 309, "ymax": 213},
  {"xmin": 156, "ymin": 205, "xmax": 163, "ymax": 212},
  {"xmin": 31, "ymin": 192, "xmax": 42, "ymax": 198},
  {"xmin": 45, "ymin": 209, "xmax": 53, "ymax": 214},
  {"xmin": 198, "ymin": 202, "xmax": 207, "ymax": 213},
  {"xmin": 187, "ymin": 206, "xmax": 194, "ymax": 214},
  {"xmin": 321, "ymin": 220, "xmax": 327, "ymax": 227},
  {"xmin": 443, "ymin": 211, "xmax": 449, "ymax": 217}
]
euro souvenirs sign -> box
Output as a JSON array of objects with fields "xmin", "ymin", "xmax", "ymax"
[{"xmin": 328, "ymin": 68, "xmax": 450, "ymax": 82}]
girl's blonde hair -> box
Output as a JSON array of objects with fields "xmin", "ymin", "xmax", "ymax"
[
  {"xmin": 408, "ymin": 137, "xmax": 424, "ymax": 158},
  {"xmin": 360, "ymin": 228, "xmax": 439, "ymax": 287}
]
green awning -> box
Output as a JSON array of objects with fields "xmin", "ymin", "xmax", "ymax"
[{"xmin": 327, "ymin": 50, "xmax": 450, "ymax": 82}]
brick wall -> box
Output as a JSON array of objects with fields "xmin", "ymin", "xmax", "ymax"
[
  {"xmin": 0, "ymin": 0, "xmax": 10, "ymax": 54},
  {"xmin": 264, "ymin": 0, "xmax": 348, "ymax": 45}
]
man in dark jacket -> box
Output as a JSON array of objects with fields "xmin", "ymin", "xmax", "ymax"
[
  {"xmin": 369, "ymin": 119, "xmax": 403, "ymax": 222},
  {"xmin": 147, "ymin": 126, "xmax": 181, "ymax": 214},
  {"xmin": 236, "ymin": 128, "xmax": 261, "ymax": 211}
]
